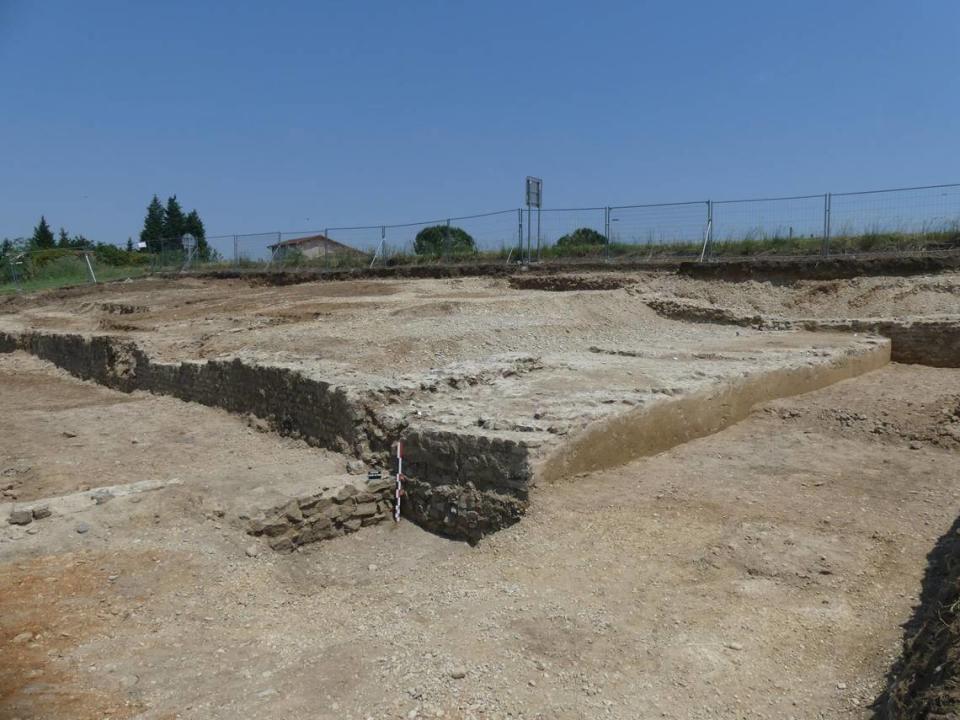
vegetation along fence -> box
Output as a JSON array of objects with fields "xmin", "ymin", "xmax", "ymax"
[{"xmin": 3, "ymin": 182, "xmax": 960, "ymax": 291}]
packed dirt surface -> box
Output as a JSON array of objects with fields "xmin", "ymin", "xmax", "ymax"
[
  {"xmin": 635, "ymin": 271, "xmax": 960, "ymax": 320},
  {"xmin": 0, "ymin": 272, "xmax": 930, "ymax": 370},
  {"xmin": 3, "ymin": 352, "xmax": 960, "ymax": 719},
  {"xmin": 3, "ymin": 269, "xmax": 960, "ymax": 719},
  {"xmin": 0, "ymin": 274, "xmax": 887, "ymax": 481}
]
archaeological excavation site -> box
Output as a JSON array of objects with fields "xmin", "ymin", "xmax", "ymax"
[{"xmin": 3, "ymin": 257, "xmax": 960, "ymax": 719}]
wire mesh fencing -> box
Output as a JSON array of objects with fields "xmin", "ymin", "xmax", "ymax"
[
  {"xmin": 0, "ymin": 246, "xmax": 151, "ymax": 293},
  {"xmin": 710, "ymin": 195, "xmax": 826, "ymax": 256},
  {"xmin": 609, "ymin": 202, "xmax": 706, "ymax": 253},
  {"xmin": 121, "ymin": 181, "xmax": 960, "ymax": 271},
  {"xmin": 828, "ymin": 184, "xmax": 960, "ymax": 253},
  {"xmin": 6, "ymin": 181, "xmax": 957, "ymax": 292}
]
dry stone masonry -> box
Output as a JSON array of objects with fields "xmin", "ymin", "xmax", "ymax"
[
  {"xmin": 0, "ymin": 330, "xmax": 536, "ymax": 547},
  {"xmin": 646, "ymin": 298, "xmax": 960, "ymax": 367},
  {"xmin": 246, "ymin": 477, "xmax": 395, "ymax": 551}
]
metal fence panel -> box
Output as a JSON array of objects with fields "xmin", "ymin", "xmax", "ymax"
[
  {"xmin": 447, "ymin": 210, "xmax": 519, "ymax": 254},
  {"xmin": 609, "ymin": 202, "xmax": 706, "ymax": 248},
  {"xmin": 712, "ymin": 195, "xmax": 825, "ymax": 254},
  {"xmin": 233, "ymin": 232, "xmax": 282, "ymax": 264},
  {"xmin": 829, "ymin": 184, "xmax": 960, "ymax": 251},
  {"xmin": 536, "ymin": 208, "xmax": 607, "ymax": 247}
]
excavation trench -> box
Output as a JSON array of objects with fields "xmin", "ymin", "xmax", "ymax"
[
  {"xmin": 0, "ymin": 329, "xmax": 889, "ymax": 547},
  {"xmin": 646, "ymin": 298, "xmax": 960, "ymax": 368}
]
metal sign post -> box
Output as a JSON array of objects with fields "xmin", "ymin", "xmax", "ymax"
[{"xmin": 525, "ymin": 177, "xmax": 542, "ymax": 264}]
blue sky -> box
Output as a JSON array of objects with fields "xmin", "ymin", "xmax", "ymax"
[{"xmin": 1, "ymin": 0, "xmax": 958, "ymax": 244}]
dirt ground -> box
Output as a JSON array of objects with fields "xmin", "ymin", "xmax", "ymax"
[
  {"xmin": 3, "ymin": 349, "xmax": 960, "ymax": 719},
  {"xmin": 5, "ymin": 271, "xmax": 949, "ymax": 372},
  {"xmin": 0, "ymin": 274, "xmax": 893, "ymax": 466}
]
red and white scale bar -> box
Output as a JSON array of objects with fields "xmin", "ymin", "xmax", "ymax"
[{"xmin": 394, "ymin": 441, "xmax": 403, "ymax": 522}]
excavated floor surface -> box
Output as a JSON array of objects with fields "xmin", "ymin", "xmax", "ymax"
[
  {"xmin": 2, "ymin": 350, "xmax": 959, "ymax": 719},
  {"xmin": 0, "ymin": 274, "xmax": 891, "ymax": 469},
  {"xmin": 3, "ymin": 270, "xmax": 960, "ymax": 718}
]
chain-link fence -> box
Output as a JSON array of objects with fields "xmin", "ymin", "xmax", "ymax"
[
  {"xmin": 4, "ymin": 182, "xmax": 959, "ymax": 292},
  {"xmin": 0, "ymin": 246, "xmax": 153, "ymax": 294}
]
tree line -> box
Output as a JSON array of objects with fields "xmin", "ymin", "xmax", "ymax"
[
  {"xmin": 1, "ymin": 195, "xmax": 208, "ymax": 258},
  {"xmin": 139, "ymin": 195, "xmax": 208, "ymax": 256}
]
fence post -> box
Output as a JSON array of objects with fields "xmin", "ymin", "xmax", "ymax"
[
  {"xmin": 381, "ymin": 226, "xmax": 386, "ymax": 267},
  {"xmin": 699, "ymin": 200, "xmax": 713, "ymax": 262},
  {"xmin": 517, "ymin": 209, "xmax": 523, "ymax": 262},
  {"xmin": 536, "ymin": 207, "xmax": 542, "ymax": 262},
  {"xmin": 83, "ymin": 252, "xmax": 98, "ymax": 284},
  {"xmin": 822, "ymin": 193, "xmax": 832, "ymax": 256},
  {"xmin": 233, "ymin": 235, "xmax": 238, "ymax": 266},
  {"xmin": 604, "ymin": 207, "xmax": 611, "ymax": 261},
  {"xmin": 445, "ymin": 218, "xmax": 451, "ymax": 259}
]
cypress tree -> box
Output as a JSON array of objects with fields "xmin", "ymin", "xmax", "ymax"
[
  {"xmin": 31, "ymin": 216, "xmax": 55, "ymax": 249},
  {"xmin": 163, "ymin": 195, "xmax": 186, "ymax": 245},
  {"xmin": 140, "ymin": 195, "xmax": 166, "ymax": 252}
]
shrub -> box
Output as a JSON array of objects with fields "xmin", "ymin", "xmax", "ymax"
[
  {"xmin": 555, "ymin": 227, "xmax": 607, "ymax": 248},
  {"xmin": 413, "ymin": 225, "xmax": 476, "ymax": 255},
  {"xmin": 93, "ymin": 243, "xmax": 149, "ymax": 267}
]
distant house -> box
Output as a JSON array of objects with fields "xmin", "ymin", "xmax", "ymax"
[{"xmin": 267, "ymin": 234, "xmax": 367, "ymax": 261}]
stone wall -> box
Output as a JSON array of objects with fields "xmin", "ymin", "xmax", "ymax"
[
  {"xmin": 399, "ymin": 428, "xmax": 533, "ymax": 543},
  {"xmin": 247, "ymin": 478, "xmax": 395, "ymax": 552},
  {"xmin": 795, "ymin": 318, "xmax": 960, "ymax": 368},
  {"xmin": 645, "ymin": 299, "xmax": 960, "ymax": 367},
  {"xmin": 0, "ymin": 330, "xmax": 534, "ymax": 544},
  {"xmin": 5, "ymin": 331, "xmax": 363, "ymax": 455}
]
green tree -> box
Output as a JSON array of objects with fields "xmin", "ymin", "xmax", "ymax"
[
  {"xmin": 126, "ymin": 237, "xmax": 134, "ymax": 252},
  {"xmin": 163, "ymin": 195, "xmax": 186, "ymax": 246},
  {"xmin": 140, "ymin": 195, "xmax": 166, "ymax": 252},
  {"xmin": 31, "ymin": 216, "xmax": 55, "ymax": 249},
  {"xmin": 57, "ymin": 227, "xmax": 71, "ymax": 248},
  {"xmin": 413, "ymin": 225, "xmax": 476, "ymax": 255},
  {"xmin": 70, "ymin": 234, "xmax": 94, "ymax": 250},
  {"xmin": 555, "ymin": 227, "xmax": 607, "ymax": 248},
  {"xmin": 183, "ymin": 209, "xmax": 209, "ymax": 258}
]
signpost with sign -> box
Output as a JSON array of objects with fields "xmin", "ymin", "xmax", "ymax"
[{"xmin": 524, "ymin": 177, "xmax": 542, "ymax": 262}]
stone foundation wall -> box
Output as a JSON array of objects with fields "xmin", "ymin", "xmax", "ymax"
[
  {"xmin": 796, "ymin": 318, "xmax": 960, "ymax": 368},
  {"xmin": 5, "ymin": 331, "xmax": 363, "ymax": 455},
  {"xmin": 0, "ymin": 330, "xmax": 534, "ymax": 545},
  {"xmin": 399, "ymin": 428, "xmax": 533, "ymax": 543},
  {"xmin": 645, "ymin": 299, "xmax": 960, "ymax": 367},
  {"xmin": 247, "ymin": 478, "xmax": 395, "ymax": 552}
]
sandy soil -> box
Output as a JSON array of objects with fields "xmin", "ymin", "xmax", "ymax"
[
  {"xmin": 0, "ymin": 275, "xmax": 886, "ymax": 464},
  {"xmin": 2, "ymin": 352, "xmax": 959, "ymax": 719},
  {"xmin": 2, "ymin": 272, "xmax": 929, "ymax": 373},
  {"xmin": 634, "ymin": 271, "xmax": 960, "ymax": 320}
]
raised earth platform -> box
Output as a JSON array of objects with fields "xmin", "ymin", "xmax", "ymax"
[{"xmin": 0, "ymin": 274, "xmax": 896, "ymax": 545}]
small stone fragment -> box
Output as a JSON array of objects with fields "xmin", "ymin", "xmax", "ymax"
[
  {"xmin": 449, "ymin": 666, "xmax": 467, "ymax": 680},
  {"xmin": 8, "ymin": 509, "xmax": 32, "ymax": 526},
  {"xmin": 32, "ymin": 506, "xmax": 51, "ymax": 520},
  {"xmin": 75, "ymin": 522, "xmax": 91, "ymax": 534}
]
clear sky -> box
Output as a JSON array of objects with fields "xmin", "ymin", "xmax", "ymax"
[{"xmin": 1, "ymin": 0, "xmax": 958, "ymax": 244}]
